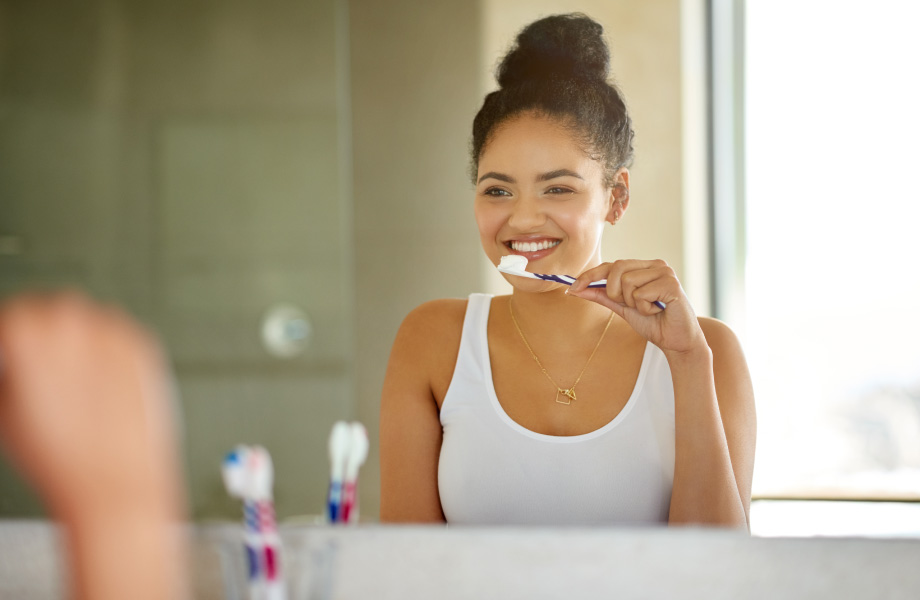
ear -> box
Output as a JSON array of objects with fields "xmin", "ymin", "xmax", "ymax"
[{"xmin": 605, "ymin": 168, "xmax": 630, "ymax": 225}]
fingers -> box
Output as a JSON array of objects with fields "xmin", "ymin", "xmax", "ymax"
[
  {"xmin": 628, "ymin": 276, "xmax": 674, "ymax": 315},
  {"xmin": 570, "ymin": 259, "xmax": 659, "ymax": 289},
  {"xmin": 569, "ymin": 259, "xmax": 675, "ymax": 314}
]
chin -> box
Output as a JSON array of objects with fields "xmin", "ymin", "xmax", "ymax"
[{"xmin": 503, "ymin": 275, "xmax": 563, "ymax": 294}]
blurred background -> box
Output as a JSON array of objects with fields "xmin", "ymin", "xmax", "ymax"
[{"xmin": 1, "ymin": 0, "xmax": 918, "ymax": 535}]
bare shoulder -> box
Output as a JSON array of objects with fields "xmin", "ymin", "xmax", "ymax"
[
  {"xmin": 697, "ymin": 316, "xmax": 754, "ymax": 401},
  {"xmin": 697, "ymin": 316, "xmax": 745, "ymax": 358},
  {"xmin": 696, "ymin": 316, "xmax": 754, "ymax": 409},
  {"xmin": 380, "ymin": 298, "xmax": 467, "ymax": 523},
  {"xmin": 390, "ymin": 298, "xmax": 469, "ymax": 404},
  {"xmin": 399, "ymin": 298, "xmax": 467, "ymax": 335},
  {"xmin": 394, "ymin": 298, "xmax": 468, "ymax": 357}
]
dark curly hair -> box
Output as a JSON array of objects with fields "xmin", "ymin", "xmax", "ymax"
[{"xmin": 470, "ymin": 13, "xmax": 635, "ymax": 188}]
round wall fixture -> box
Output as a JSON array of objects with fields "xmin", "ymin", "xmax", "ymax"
[{"xmin": 261, "ymin": 304, "xmax": 312, "ymax": 358}]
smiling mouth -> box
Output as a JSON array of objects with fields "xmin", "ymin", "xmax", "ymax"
[{"xmin": 505, "ymin": 239, "xmax": 561, "ymax": 253}]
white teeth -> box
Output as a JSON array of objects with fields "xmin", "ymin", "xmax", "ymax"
[{"xmin": 510, "ymin": 240, "xmax": 559, "ymax": 252}]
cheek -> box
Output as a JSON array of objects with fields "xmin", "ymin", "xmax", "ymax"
[
  {"xmin": 473, "ymin": 202, "xmax": 501, "ymax": 238},
  {"xmin": 555, "ymin": 207, "xmax": 602, "ymax": 240}
]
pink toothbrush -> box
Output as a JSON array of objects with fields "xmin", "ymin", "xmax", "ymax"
[
  {"xmin": 340, "ymin": 423, "xmax": 369, "ymax": 524},
  {"xmin": 249, "ymin": 446, "xmax": 286, "ymax": 600}
]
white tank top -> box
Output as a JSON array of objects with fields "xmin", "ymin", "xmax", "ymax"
[{"xmin": 438, "ymin": 294, "xmax": 676, "ymax": 526}]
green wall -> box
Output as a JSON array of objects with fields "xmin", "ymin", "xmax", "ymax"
[{"xmin": 0, "ymin": 0, "xmax": 355, "ymax": 520}]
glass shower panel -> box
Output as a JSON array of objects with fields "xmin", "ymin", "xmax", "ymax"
[{"xmin": 0, "ymin": 0, "xmax": 354, "ymax": 519}]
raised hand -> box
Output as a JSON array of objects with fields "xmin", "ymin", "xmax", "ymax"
[
  {"xmin": 567, "ymin": 259, "xmax": 708, "ymax": 356},
  {"xmin": 0, "ymin": 292, "xmax": 188, "ymax": 600}
]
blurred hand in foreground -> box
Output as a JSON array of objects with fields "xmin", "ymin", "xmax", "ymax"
[{"xmin": 0, "ymin": 292, "xmax": 189, "ymax": 600}]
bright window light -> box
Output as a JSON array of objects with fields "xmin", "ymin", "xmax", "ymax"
[{"xmin": 745, "ymin": 0, "xmax": 920, "ymax": 500}]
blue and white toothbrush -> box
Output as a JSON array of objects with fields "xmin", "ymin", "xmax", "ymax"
[
  {"xmin": 497, "ymin": 255, "xmax": 666, "ymax": 310},
  {"xmin": 327, "ymin": 421, "xmax": 351, "ymax": 523}
]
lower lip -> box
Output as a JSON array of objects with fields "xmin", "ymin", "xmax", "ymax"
[{"xmin": 507, "ymin": 243, "xmax": 559, "ymax": 262}]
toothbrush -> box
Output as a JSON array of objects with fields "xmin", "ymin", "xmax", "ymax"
[
  {"xmin": 221, "ymin": 446, "xmax": 262, "ymax": 600},
  {"xmin": 327, "ymin": 421, "xmax": 351, "ymax": 523},
  {"xmin": 248, "ymin": 446, "xmax": 286, "ymax": 600},
  {"xmin": 340, "ymin": 423, "xmax": 369, "ymax": 525},
  {"xmin": 497, "ymin": 255, "xmax": 666, "ymax": 310}
]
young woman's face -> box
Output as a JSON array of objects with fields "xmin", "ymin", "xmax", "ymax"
[{"xmin": 474, "ymin": 113, "xmax": 621, "ymax": 289}]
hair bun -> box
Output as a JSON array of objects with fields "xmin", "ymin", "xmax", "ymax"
[{"xmin": 496, "ymin": 13, "xmax": 610, "ymax": 87}]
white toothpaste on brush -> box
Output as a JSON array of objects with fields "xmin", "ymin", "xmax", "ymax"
[{"xmin": 498, "ymin": 254, "xmax": 530, "ymax": 275}]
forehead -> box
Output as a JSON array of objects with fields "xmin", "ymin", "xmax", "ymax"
[{"xmin": 478, "ymin": 113, "xmax": 602, "ymax": 179}]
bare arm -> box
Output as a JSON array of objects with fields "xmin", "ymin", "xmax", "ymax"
[
  {"xmin": 666, "ymin": 317, "xmax": 755, "ymax": 529},
  {"xmin": 569, "ymin": 260, "xmax": 755, "ymax": 529},
  {"xmin": 379, "ymin": 300, "xmax": 463, "ymax": 523}
]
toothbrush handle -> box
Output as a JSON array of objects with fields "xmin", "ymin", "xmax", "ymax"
[
  {"xmin": 243, "ymin": 502, "xmax": 263, "ymax": 599},
  {"xmin": 327, "ymin": 480, "xmax": 342, "ymax": 523},
  {"xmin": 525, "ymin": 270, "xmax": 668, "ymax": 310},
  {"xmin": 341, "ymin": 481, "xmax": 357, "ymax": 524},
  {"xmin": 259, "ymin": 500, "xmax": 286, "ymax": 600},
  {"xmin": 243, "ymin": 534, "xmax": 261, "ymax": 594}
]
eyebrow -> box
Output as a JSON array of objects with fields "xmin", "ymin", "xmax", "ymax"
[{"xmin": 477, "ymin": 169, "xmax": 584, "ymax": 185}]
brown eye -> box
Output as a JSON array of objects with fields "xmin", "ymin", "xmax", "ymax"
[{"xmin": 484, "ymin": 188, "xmax": 511, "ymax": 197}]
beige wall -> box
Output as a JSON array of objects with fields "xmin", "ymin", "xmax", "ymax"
[{"xmin": 349, "ymin": 0, "xmax": 485, "ymax": 520}]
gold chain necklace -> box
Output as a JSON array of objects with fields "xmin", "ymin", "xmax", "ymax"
[{"xmin": 508, "ymin": 298, "xmax": 614, "ymax": 405}]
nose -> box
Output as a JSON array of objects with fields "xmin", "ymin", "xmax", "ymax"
[{"xmin": 507, "ymin": 194, "xmax": 546, "ymax": 231}]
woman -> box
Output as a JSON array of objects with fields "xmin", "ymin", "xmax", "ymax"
[{"xmin": 380, "ymin": 13, "xmax": 755, "ymax": 528}]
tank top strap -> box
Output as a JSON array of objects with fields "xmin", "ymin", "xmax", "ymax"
[{"xmin": 441, "ymin": 293, "xmax": 493, "ymax": 415}]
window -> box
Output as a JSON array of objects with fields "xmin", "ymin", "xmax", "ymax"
[{"xmin": 724, "ymin": 0, "xmax": 920, "ymax": 507}]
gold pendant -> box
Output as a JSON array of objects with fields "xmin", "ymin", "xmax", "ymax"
[{"xmin": 555, "ymin": 388, "xmax": 576, "ymax": 405}]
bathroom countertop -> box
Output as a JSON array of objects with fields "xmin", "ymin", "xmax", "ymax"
[{"xmin": 2, "ymin": 520, "xmax": 919, "ymax": 599}]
